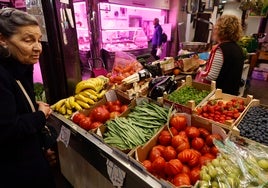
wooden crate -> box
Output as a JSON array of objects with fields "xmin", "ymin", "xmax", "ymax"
[
  {"xmin": 133, "ymin": 115, "xmax": 228, "ymax": 188},
  {"xmin": 163, "ymin": 75, "xmax": 216, "ymax": 114},
  {"xmin": 193, "ymin": 89, "xmax": 253, "ymax": 130}
]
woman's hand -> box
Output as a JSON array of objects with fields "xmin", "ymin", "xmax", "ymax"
[
  {"xmin": 45, "ymin": 148, "xmax": 57, "ymax": 167},
  {"xmin": 37, "ymin": 101, "xmax": 52, "ymax": 119}
]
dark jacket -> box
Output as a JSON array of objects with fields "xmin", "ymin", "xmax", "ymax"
[
  {"xmin": 216, "ymin": 42, "xmax": 244, "ymax": 95},
  {"xmin": 152, "ymin": 24, "xmax": 162, "ymax": 47},
  {"xmin": 0, "ymin": 57, "xmax": 54, "ymax": 187}
]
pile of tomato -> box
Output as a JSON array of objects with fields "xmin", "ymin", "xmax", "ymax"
[
  {"xmin": 195, "ymin": 98, "xmax": 246, "ymax": 124},
  {"xmin": 72, "ymin": 100, "xmax": 128, "ymax": 131},
  {"xmin": 142, "ymin": 114, "xmax": 222, "ymax": 186}
]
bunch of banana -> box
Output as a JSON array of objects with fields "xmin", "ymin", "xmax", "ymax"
[
  {"xmin": 51, "ymin": 76, "xmax": 109, "ymax": 118},
  {"xmin": 75, "ymin": 76, "xmax": 109, "ymax": 94}
]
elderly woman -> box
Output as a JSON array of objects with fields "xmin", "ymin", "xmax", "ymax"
[
  {"xmin": 0, "ymin": 8, "xmax": 55, "ymax": 187},
  {"xmin": 197, "ymin": 15, "xmax": 244, "ymax": 95}
]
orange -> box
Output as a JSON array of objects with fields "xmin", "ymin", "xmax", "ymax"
[{"xmin": 173, "ymin": 68, "xmax": 180, "ymax": 75}]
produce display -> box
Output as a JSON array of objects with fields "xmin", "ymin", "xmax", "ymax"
[
  {"xmin": 238, "ymin": 106, "xmax": 268, "ymax": 146},
  {"xmin": 51, "ymin": 76, "xmax": 109, "ymax": 118},
  {"xmin": 199, "ymin": 138, "xmax": 268, "ymax": 188},
  {"xmin": 168, "ymin": 86, "xmax": 210, "ymax": 105},
  {"xmin": 104, "ymin": 101, "xmax": 169, "ymax": 150},
  {"xmin": 195, "ymin": 98, "xmax": 246, "ymax": 124},
  {"xmin": 141, "ymin": 114, "xmax": 223, "ymax": 187},
  {"xmin": 72, "ymin": 100, "xmax": 129, "ymax": 131}
]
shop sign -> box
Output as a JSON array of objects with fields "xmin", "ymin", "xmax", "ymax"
[
  {"xmin": 106, "ymin": 159, "xmax": 126, "ymax": 187},
  {"xmin": 57, "ymin": 125, "xmax": 71, "ymax": 147}
]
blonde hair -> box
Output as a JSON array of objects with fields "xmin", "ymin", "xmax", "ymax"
[{"xmin": 215, "ymin": 15, "xmax": 242, "ymax": 42}]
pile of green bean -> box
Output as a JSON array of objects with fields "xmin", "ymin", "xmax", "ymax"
[{"xmin": 104, "ymin": 101, "xmax": 169, "ymax": 150}]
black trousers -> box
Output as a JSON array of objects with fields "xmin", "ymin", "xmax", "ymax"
[{"xmin": 151, "ymin": 45, "xmax": 160, "ymax": 60}]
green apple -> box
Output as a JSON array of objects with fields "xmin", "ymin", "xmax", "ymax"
[
  {"xmin": 211, "ymin": 181, "xmax": 219, "ymax": 188},
  {"xmin": 199, "ymin": 181, "xmax": 210, "ymax": 188},
  {"xmin": 212, "ymin": 158, "xmax": 220, "ymax": 167},
  {"xmin": 208, "ymin": 164, "xmax": 218, "ymax": 179},
  {"xmin": 200, "ymin": 172, "xmax": 211, "ymax": 181},
  {"xmin": 257, "ymin": 159, "xmax": 268, "ymax": 170}
]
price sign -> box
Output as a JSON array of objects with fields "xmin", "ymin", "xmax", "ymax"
[
  {"xmin": 106, "ymin": 159, "xmax": 126, "ymax": 187},
  {"xmin": 57, "ymin": 125, "xmax": 71, "ymax": 147}
]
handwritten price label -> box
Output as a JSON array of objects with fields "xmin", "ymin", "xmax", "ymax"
[
  {"xmin": 106, "ymin": 159, "xmax": 126, "ymax": 187},
  {"xmin": 57, "ymin": 125, "xmax": 71, "ymax": 147}
]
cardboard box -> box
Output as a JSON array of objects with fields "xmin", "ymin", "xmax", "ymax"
[
  {"xmin": 251, "ymin": 67, "xmax": 268, "ymax": 81},
  {"xmin": 258, "ymin": 51, "xmax": 268, "ymax": 60},
  {"xmin": 193, "ymin": 89, "xmax": 253, "ymax": 130},
  {"xmin": 133, "ymin": 115, "xmax": 228, "ymax": 188},
  {"xmin": 164, "ymin": 75, "xmax": 216, "ymax": 114}
]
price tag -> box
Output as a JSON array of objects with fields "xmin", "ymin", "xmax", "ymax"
[
  {"xmin": 105, "ymin": 90, "xmax": 117, "ymax": 102},
  {"xmin": 57, "ymin": 125, "xmax": 71, "ymax": 147},
  {"xmin": 106, "ymin": 159, "xmax": 126, "ymax": 187}
]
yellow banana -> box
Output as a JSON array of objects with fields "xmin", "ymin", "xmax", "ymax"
[
  {"xmin": 97, "ymin": 90, "xmax": 106, "ymax": 99},
  {"xmin": 54, "ymin": 98, "xmax": 66, "ymax": 111},
  {"xmin": 73, "ymin": 101, "xmax": 82, "ymax": 111},
  {"xmin": 65, "ymin": 98, "xmax": 72, "ymax": 110},
  {"xmin": 64, "ymin": 114, "xmax": 71, "ymax": 119},
  {"xmin": 69, "ymin": 96, "xmax": 76, "ymax": 108},
  {"xmin": 76, "ymin": 99, "xmax": 91, "ymax": 109},
  {"xmin": 79, "ymin": 90, "xmax": 98, "ymax": 101},
  {"xmin": 75, "ymin": 94, "xmax": 88, "ymax": 103},
  {"xmin": 75, "ymin": 81, "xmax": 96, "ymax": 94},
  {"xmin": 86, "ymin": 97, "xmax": 95, "ymax": 105},
  {"xmin": 59, "ymin": 104, "xmax": 67, "ymax": 115},
  {"xmin": 84, "ymin": 89, "xmax": 98, "ymax": 96},
  {"xmin": 66, "ymin": 108, "xmax": 73, "ymax": 115}
]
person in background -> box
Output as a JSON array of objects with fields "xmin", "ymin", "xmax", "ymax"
[
  {"xmin": 196, "ymin": 15, "xmax": 244, "ymax": 95},
  {"xmin": 151, "ymin": 18, "xmax": 162, "ymax": 60},
  {"xmin": 0, "ymin": 8, "xmax": 55, "ymax": 187}
]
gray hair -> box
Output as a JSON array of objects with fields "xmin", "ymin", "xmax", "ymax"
[{"xmin": 0, "ymin": 8, "xmax": 39, "ymax": 38}]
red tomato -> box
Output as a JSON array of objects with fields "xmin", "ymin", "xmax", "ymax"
[
  {"xmin": 113, "ymin": 100, "xmax": 121, "ymax": 106},
  {"xmin": 170, "ymin": 115, "xmax": 187, "ymax": 131},
  {"xmin": 158, "ymin": 130, "xmax": 172, "ymax": 146},
  {"xmin": 154, "ymin": 145, "xmax": 165, "ymax": 154},
  {"xmin": 163, "ymin": 146, "xmax": 177, "ymax": 161},
  {"xmin": 72, "ymin": 113, "xmax": 86, "ymax": 124},
  {"xmin": 176, "ymin": 141, "xmax": 190, "ymax": 153},
  {"xmin": 152, "ymin": 156, "xmax": 166, "ymax": 173},
  {"xmin": 202, "ymin": 106, "xmax": 208, "ymax": 112},
  {"xmin": 178, "ymin": 149, "xmax": 201, "ymax": 167},
  {"xmin": 110, "ymin": 111, "xmax": 121, "ymax": 119},
  {"xmin": 181, "ymin": 165, "xmax": 191, "ymax": 175},
  {"xmin": 79, "ymin": 117, "xmax": 92, "ymax": 131},
  {"xmin": 109, "ymin": 105, "xmax": 121, "ymax": 113},
  {"xmin": 149, "ymin": 146, "xmax": 164, "ymax": 162},
  {"xmin": 106, "ymin": 101, "xmax": 113, "ymax": 108},
  {"xmin": 191, "ymin": 137, "xmax": 205, "ymax": 150},
  {"xmin": 173, "ymin": 173, "xmax": 191, "ymax": 186},
  {"xmin": 204, "ymin": 153, "xmax": 216, "ymax": 159},
  {"xmin": 172, "ymin": 135, "xmax": 188, "ymax": 148},
  {"xmin": 90, "ymin": 106, "xmax": 110, "ymax": 123},
  {"xmin": 120, "ymin": 105, "xmax": 128, "ymax": 113},
  {"xmin": 199, "ymin": 155, "xmax": 213, "ymax": 166},
  {"xmin": 165, "ymin": 159, "xmax": 183, "ymax": 176},
  {"xmin": 142, "ymin": 160, "xmax": 153, "ymax": 173},
  {"xmin": 200, "ymin": 144, "xmax": 211, "ymax": 155},
  {"xmin": 90, "ymin": 122, "xmax": 102, "ymax": 129},
  {"xmin": 206, "ymin": 134, "xmax": 223, "ymax": 146},
  {"xmin": 198, "ymin": 128, "xmax": 210, "ymax": 139},
  {"xmin": 170, "ymin": 127, "xmax": 179, "ymax": 136},
  {"xmin": 178, "ymin": 131, "xmax": 188, "ymax": 141},
  {"xmin": 185, "ymin": 126, "xmax": 200, "ymax": 139},
  {"xmin": 190, "ymin": 167, "xmax": 200, "ymax": 184},
  {"xmin": 210, "ymin": 146, "xmax": 219, "ymax": 156}
]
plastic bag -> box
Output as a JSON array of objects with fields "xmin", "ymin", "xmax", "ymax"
[
  {"xmin": 109, "ymin": 51, "xmax": 143, "ymax": 84},
  {"xmin": 156, "ymin": 47, "xmax": 162, "ymax": 57}
]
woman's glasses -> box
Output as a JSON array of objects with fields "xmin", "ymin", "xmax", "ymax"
[{"xmin": 0, "ymin": 9, "xmax": 16, "ymax": 17}]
